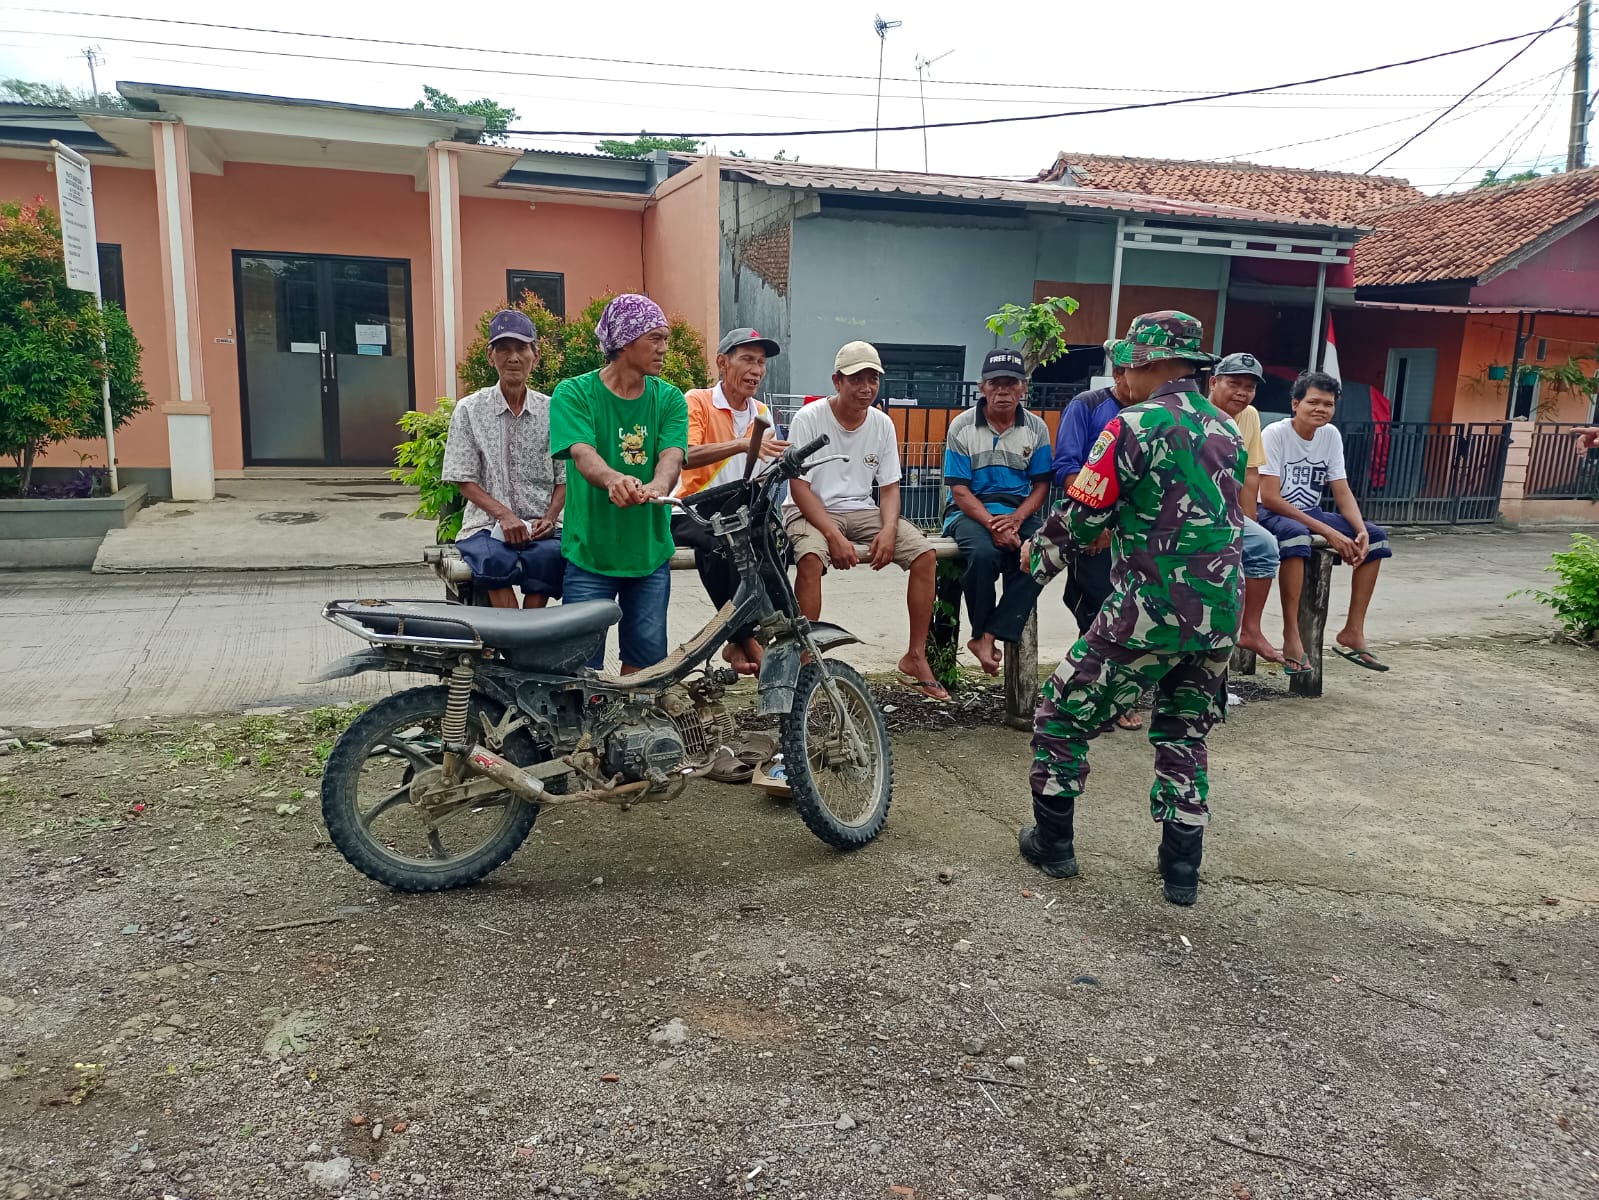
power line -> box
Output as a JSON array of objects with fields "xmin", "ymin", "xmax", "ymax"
[
  {"xmin": 1444, "ymin": 64, "xmax": 1571, "ymax": 189},
  {"xmin": 500, "ymin": 28, "xmax": 1580, "ymax": 141},
  {"xmin": 1364, "ymin": 6, "xmax": 1575, "ymax": 173},
  {"xmin": 4, "ymin": 7, "xmax": 1582, "ymax": 98}
]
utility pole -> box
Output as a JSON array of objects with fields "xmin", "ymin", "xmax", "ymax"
[
  {"xmin": 873, "ymin": 14, "xmax": 901, "ymax": 169},
  {"xmin": 1569, "ymin": 0, "xmax": 1591, "ymax": 171},
  {"xmin": 915, "ymin": 49, "xmax": 954, "ymax": 173},
  {"xmin": 82, "ymin": 45, "xmax": 103, "ymax": 107}
]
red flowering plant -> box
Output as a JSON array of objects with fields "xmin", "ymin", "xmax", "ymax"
[{"xmin": 0, "ymin": 198, "xmax": 147, "ymax": 496}]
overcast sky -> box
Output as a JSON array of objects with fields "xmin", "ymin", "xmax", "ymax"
[{"xmin": 0, "ymin": 0, "xmax": 1588, "ymax": 191}]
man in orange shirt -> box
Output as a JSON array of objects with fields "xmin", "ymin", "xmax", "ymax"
[{"xmin": 673, "ymin": 328, "xmax": 789, "ymax": 674}]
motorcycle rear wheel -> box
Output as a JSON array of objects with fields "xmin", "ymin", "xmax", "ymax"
[
  {"xmin": 321, "ymin": 685, "xmax": 545, "ymax": 892},
  {"xmin": 780, "ymin": 659, "xmax": 893, "ymax": 850}
]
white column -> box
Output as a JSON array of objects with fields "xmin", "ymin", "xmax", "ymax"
[
  {"xmin": 427, "ymin": 145, "xmax": 463, "ymax": 399},
  {"xmin": 1213, "ymin": 257, "xmax": 1231, "ymax": 355},
  {"xmin": 1104, "ymin": 217, "xmax": 1126, "ymax": 372},
  {"xmin": 153, "ymin": 119, "xmax": 214, "ymax": 500},
  {"xmin": 1308, "ymin": 261, "xmax": 1328, "ymax": 372}
]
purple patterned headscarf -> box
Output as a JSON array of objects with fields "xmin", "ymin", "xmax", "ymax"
[{"xmin": 595, "ymin": 294, "xmax": 668, "ymax": 356}]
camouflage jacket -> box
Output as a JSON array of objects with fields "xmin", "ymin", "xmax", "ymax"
[{"xmin": 1029, "ymin": 378, "xmax": 1245, "ymax": 653}]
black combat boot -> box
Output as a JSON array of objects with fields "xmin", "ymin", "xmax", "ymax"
[
  {"xmin": 1157, "ymin": 821, "xmax": 1204, "ymax": 905},
  {"xmin": 1018, "ymin": 794, "xmax": 1079, "ymax": 879}
]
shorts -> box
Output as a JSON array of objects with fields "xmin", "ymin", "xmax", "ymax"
[
  {"xmin": 1240, "ymin": 516, "xmax": 1281, "ymax": 580},
  {"xmin": 1258, "ymin": 508, "xmax": 1392, "ymax": 562},
  {"xmin": 784, "ymin": 508, "xmax": 933, "ymax": 573},
  {"xmin": 455, "ymin": 529, "xmax": 565, "ymax": 596}
]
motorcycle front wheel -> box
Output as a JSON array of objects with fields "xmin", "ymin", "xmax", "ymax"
[
  {"xmin": 320, "ymin": 685, "xmax": 546, "ymax": 892},
  {"xmin": 779, "ymin": 659, "xmax": 893, "ymax": 850}
]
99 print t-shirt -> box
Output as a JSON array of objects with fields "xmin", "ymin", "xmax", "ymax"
[{"xmin": 1261, "ymin": 420, "xmax": 1346, "ymax": 510}]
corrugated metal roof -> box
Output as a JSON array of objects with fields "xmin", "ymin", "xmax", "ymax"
[{"xmin": 719, "ymin": 157, "xmax": 1367, "ymax": 234}]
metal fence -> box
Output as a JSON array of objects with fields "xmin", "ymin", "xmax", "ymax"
[
  {"xmin": 1339, "ymin": 421, "xmax": 1511, "ymax": 525},
  {"xmin": 1525, "ymin": 422, "xmax": 1599, "ymax": 500}
]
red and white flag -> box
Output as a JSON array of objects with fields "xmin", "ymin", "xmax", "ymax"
[{"xmin": 1323, "ymin": 315, "xmax": 1342, "ymax": 381}]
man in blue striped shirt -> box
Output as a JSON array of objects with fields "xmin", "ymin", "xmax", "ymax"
[{"xmin": 942, "ymin": 348, "xmax": 1054, "ymax": 675}]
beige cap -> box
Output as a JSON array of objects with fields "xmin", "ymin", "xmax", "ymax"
[{"xmin": 833, "ymin": 340, "xmax": 883, "ymax": 376}]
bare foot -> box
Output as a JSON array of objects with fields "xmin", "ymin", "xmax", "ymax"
[
  {"xmin": 967, "ymin": 635, "xmax": 1002, "ymax": 676},
  {"xmin": 1116, "ymin": 710, "xmax": 1144, "ymax": 730},
  {"xmin": 1280, "ymin": 636, "xmax": 1305, "ymax": 666},
  {"xmin": 739, "ymin": 637, "xmax": 765, "ymax": 674},
  {"xmin": 898, "ymin": 652, "xmax": 950, "ymax": 702},
  {"xmin": 1237, "ymin": 629, "xmax": 1285, "ymax": 664},
  {"xmin": 722, "ymin": 643, "xmax": 759, "ymax": 677},
  {"xmin": 1334, "ymin": 630, "xmax": 1369, "ymax": 654}
]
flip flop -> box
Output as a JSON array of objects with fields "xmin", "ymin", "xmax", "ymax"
[
  {"xmin": 1333, "ymin": 646, "xmax": 1390, "ymax": 673},
  {"xmin": 902, "ymin": 676, "xmax": 951, "ymax": 702},
  {"xmin": 1281, "ymin": 654, "xmax": 1313, "ymax": 677},
  {"xmin": 703, "ymin": 747, "xmax": 756, "ymax": 785},
  {"xmin": 735, "ymin": 732, "xmax": 777, "ymax": 767},
  {"xmin": 1116, "ymin": 711, "xmax": 1144, "ymax": 731}
]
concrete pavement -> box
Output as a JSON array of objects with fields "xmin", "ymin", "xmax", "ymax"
[
  {"xmin": 1, "ymin": 526, "xmax": 1585, "ymax": 729},
  {"xmin": 93, "ymin": 478, "xmax": 425, "ymax": 572}
]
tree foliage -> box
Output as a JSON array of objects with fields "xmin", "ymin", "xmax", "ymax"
[
  {"xmin": 0, "ymin": 199, "xmax": 148, "ymax": 496},
  {"xmin": 0, "ymin": 77, "xmax": 129, "ymax": 110},
  {"xmin": 984, "ymin": 295, "xmax": 1081, "ymax": 378},
  {"xmin": 396, "ymin": 292, "xmax": 709, "ymax": 539},
  {"xmin": 595, "ymin": 133, "xmax": 702, "ymax": 158},
  {"xmin": 1514, "ymin": 533, "xmax": 1599, "ymax": 643},
  {"xmin": 1476, "ymin": 167, "xmax": 1548, "ymax": 189},
  {"xmin": 413, "ymin": 85, "xmax": 517, "ymax": 145}
]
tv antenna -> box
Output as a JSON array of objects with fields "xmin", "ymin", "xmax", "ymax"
[
  {"xmin": 914, "ymin": 49, "xmax": 954, "ymax": 172},
  {"xmin": 873, "ymin": 14, "xmax": 902, "ymax": 168}
]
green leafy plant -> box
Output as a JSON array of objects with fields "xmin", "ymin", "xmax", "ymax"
[
  {"xmin": 1524, "ymin": 354, "xmax": 1599, "ymax": 419},
  {"xmin": 925, "ymin": 561, "xmax": 966, "ymax": 691},
  {"xmin": 984, "ymin": 296, "xmax": 1081, "ymax": 378},
  {"xmin": 413, "ymin": 85, "xmax": 517, "ymax": 145},
  {"xmin": 392, "ymin": 399, "xmax": 462, "ymax": 541},
  {"xmin": 0, "ymin": 199, "xmax": 149, "ymax": 495},
  {"xmin": 595, "ymin": 133, "xmax": 701, "ymax": 158},
  {"xmin": 1513, "ymin": 533, "xmax": 1599, "ymax": 642}
]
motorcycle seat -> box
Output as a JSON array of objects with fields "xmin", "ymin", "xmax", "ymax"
[{"xmin": 343, "ymin": 599, "xmax": 621, "ymax": 655}]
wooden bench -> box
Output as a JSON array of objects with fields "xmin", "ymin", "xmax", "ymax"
[
  {"xmin": 422, "ymin": 539, "xmax": 1043, "ymax": 725},
  {"xmin": 1229, "ymin": 536, "xmax": 1336, "ymax": 699}
]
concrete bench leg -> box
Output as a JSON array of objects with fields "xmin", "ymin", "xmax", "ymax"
[
  {"xmin": 1291, "ymin": 548, "xmax": 1336, "ymax": 699},
  {"xmin": 1002, "ymin": 608, "xmax": 1039, "ymax": 731}
]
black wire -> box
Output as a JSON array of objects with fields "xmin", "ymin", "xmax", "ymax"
[
  {"xmin": 501, "ymin": 27, "xmax": 1576, "ymax": 141},
  {"xmin": 1364, "ymin": 8, "xmax": 1575, "ymax": 173}
]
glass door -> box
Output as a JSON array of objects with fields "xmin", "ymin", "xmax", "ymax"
[{"xmin": 236, "ymin": 253, "xmax": 415, "ymax": 466}]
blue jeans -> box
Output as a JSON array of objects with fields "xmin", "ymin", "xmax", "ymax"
[
  {"xmin": 562, "ymin": 560, "xmax": 671, "ymax": 670},
  {"xmin": 1240, "ymin": 516, "xmax": 1281, "ymax": 580}
]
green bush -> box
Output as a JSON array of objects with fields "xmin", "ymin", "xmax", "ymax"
[
  {"xmin": 1515, "ymin": 533, "xmax": 1599, "ymax": 642},
  {"xmin": 398, "ymin": 294, "xmax": 710, "ymax": 543},
  {"xmin": 0, "ymin": 199, "xmax": 148, "ymax": 494}
]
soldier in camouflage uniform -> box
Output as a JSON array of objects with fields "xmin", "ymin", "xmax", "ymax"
[{"xmin": 1017, "ymin": 311, "xmax": 1245, "ymax": 906}]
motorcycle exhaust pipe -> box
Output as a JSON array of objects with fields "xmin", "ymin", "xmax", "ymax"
[{"xmin": 464, "ymin": 746, "xmax": 549, "ymax": 803}]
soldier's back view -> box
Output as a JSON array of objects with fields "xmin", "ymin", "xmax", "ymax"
[{"xmin": 1017, "ymin": 311, "xmax": 1245, "ymax": 905}]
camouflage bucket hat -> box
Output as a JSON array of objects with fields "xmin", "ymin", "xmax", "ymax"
[{"xmin": 1109, "ymin": 310, "xmax": 1217, "ymax": 369}]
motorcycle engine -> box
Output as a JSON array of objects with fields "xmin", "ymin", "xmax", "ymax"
[{"xmin": 599, "ymin": 685, "xmax": 736, "ymax": 785}]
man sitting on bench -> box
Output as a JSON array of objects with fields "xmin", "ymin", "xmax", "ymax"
[
  {"xmin": 441, "ymin": 310, "xmax": 564, "ymax": 609},
  {"xmin": 1259, "ymin": 370, "xmax": 1393, "ymax": 674},
  {"xmin": 942, "ymin": 348, "xmax": 1052, "ymax": 675}
]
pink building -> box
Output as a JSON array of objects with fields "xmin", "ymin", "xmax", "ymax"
[{"xmin": 0, "ymin": 83, "xmax": 721, "ymax": 499}]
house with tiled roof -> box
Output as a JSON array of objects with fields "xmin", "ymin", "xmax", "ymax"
[
  {"xmin": 1033, "ymin": 152, "xmax": 1422, "ymax": 224},
  {"xmin": 1335, "ymin": 168, "xmax": 1599, "ymax": 427}
]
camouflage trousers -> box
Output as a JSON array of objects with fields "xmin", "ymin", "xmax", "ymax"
[{"xmin": 1030, "ymin": 636, "xmax": 1232, "ymax": 827}]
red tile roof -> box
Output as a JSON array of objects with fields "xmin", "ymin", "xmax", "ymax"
[
  {"xmin": 1033, "ymin": 152, "xmax": 1421, "ymax": 224},
  {"xmin": 720, "ymin": 156, "xmax": 1363, "ymax": 231},
  {"xmin": 1351, "ymin": 168, "xmax": 1599, "ymax": 287}
]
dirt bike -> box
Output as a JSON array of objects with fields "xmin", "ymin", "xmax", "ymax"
[{"xmin": 311, "ymin": 423, "xmax": 893, "ymax": 892}]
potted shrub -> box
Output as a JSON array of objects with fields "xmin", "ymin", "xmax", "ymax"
[{"xmin": 0, "ymin": 199, "xmax": 150, "ymax": 566}]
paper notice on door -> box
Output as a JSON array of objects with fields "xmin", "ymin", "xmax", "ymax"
[
  {"xmin": 354, "ymin": 323, "xmax": 387, "ymax": 346},
  {"xmin": 289, "ymin": 341, "xmax": 319, "ymax": 354},
  {"xmin": 356, "ymin": 344, "xmax": 383, "ymax": 356}
]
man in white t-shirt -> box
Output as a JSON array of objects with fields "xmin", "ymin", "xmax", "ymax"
[
  {"xmin": 1259, "ymin": 370, "xmax": 1393, "ymax": 674},
  {"xmin": 784, "ymin": 340, "xmax": 945, "ymax": 701}
]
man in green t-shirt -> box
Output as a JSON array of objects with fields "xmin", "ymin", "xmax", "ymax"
[{"xmin": 550, "ymin": 294, "xmax": 689, "ymax": 672}]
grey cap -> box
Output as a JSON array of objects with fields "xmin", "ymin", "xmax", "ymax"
[
  {"xmin": 717, "ymin": 327, "xmax": 781, "ymax": 357},
  {"xmin": 1214, "ymin": 352, "xmax": 1265, "ymax": 381}
]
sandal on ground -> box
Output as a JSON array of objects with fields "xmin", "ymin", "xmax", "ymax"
[
  {"xmin": 1116, "ymin": 711, "xmax": 1144, "ymax": 731},
  {"xmin": 703, "ymin": 747, "xmax": 755, "ymax": 785},
  {"xmin": 901, "ymin": 676, "xmax": 951, "ymax": 702},
  {"xmin": 1333, "ymin": 646, "xmax": 1390, "ymax": 672}
]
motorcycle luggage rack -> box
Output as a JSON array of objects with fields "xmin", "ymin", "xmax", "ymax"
[{"xmin": 322, "ymin": 599, "xmax": 485, "ymax": 651}]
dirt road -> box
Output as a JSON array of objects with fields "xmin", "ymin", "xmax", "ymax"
[{"xmin": 1, "ymin": 635, "xmax": 1596, "ymax": 1199}]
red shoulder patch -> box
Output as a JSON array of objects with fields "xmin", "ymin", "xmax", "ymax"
[{"xmin": 1067, "ymin": 417, "xmax": 1122, "ymax": 509}]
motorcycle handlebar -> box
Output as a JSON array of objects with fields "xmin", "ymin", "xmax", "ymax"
[{"xmin": 782, "ymin": 434, "xmax": 831, "ymax": 476}]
